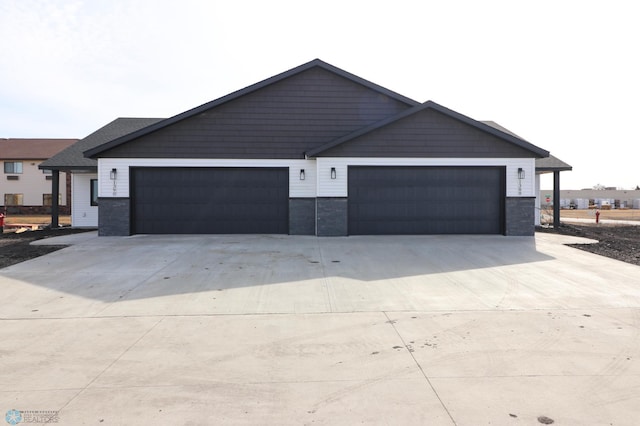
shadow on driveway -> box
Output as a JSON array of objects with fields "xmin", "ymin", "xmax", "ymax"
[{"xmin": 0, "ymin": 234, "xmax": 553, "ymax": 303}]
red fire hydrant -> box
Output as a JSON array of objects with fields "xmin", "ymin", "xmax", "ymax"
[
  {"xmin": 595, "ymin": 209, "xmax": 600, "ymax": 224},
  {"xmin": 0, "ymin": 211, "xmax": 5, "ymax": 233}
]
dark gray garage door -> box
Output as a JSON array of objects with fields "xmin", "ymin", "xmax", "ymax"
[
  {"xmin": 348, "ymin": 166, "xmax": 505, "ymax": 235},
  {"xmin": 132, "ymin": 167, "xmax": 289, "ymax": 234}
]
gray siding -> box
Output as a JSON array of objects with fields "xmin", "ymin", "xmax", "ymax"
[
  {"xmin": 100, "ymin": 68, "xmax": 410, "ymax": 159},
  {"xmin": 320, "ymin": 108, "xmax": 537, "ymax": 158},
  {"xmin": 98, "ymin": 198, "xmax": 131, "ymax": 236},
  {"xmin": 505, "ymin": 197, "xmax": 535, "ymax": 236}
]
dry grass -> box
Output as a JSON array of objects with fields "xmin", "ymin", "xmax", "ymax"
[
  {"xmin": 4, "ymin": 215, "xmax": 71, "ymax": 226},
  {"xmin": 560, "ymin": 209, "xmax": 640, "ymax": 221}
]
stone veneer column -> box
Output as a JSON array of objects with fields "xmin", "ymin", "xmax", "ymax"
[
  {"xmin": 316, "ymin": 197, "xmax": 348, "ymax": 236},
  {"xmin": 289, "ymin": 198, "xmax": 316, "ymax": 235},
  {"xmin": 98, "ymin": 198, "xmax": 130, "ymax": 236},
  {"xmin": 505, "ymin": 197, "xmax": 535, "ymax": 236}
]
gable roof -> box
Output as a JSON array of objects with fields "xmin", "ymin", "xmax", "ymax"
[
  {"xmin": 306, "ymin": 101, "xmax": 550, "ymax": 158},
  {"xmin": 40, "ymin": 118, "xmax": 163, "ymax": 170},
  {"xmin": 0, "ymin": 138, "xmax": 77, "ymax": 160},
  {"xmin": 85, "ymin": 59, "xmax": 419, "ymax": 158}
]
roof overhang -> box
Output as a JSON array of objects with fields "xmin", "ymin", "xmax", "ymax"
[
  {"xmin": 535, "ymin": 155, "xmax": 573, "ymax": 173},
  {"xmin": 38, "ymin": 165, "xmax": 98, "ymax": 172}
]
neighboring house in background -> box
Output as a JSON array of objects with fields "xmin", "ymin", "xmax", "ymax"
[
  {"xmin": 46, "ymin": 59, "xmax": 572, "ymax": 235},
  {"xmin": 0, "ymin": 138, "xmax": 77, "ymax": 214},
  {"xmin": 39, "ymin": 118, "xmax": 162, "ymax": 228}
]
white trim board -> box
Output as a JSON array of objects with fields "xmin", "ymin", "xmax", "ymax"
[{"xmin": 98, "ymin": 157, "xmax": 536, "ymax": 199}]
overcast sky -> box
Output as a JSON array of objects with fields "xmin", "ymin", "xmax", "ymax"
[{"xmin": 1, "ymin": 0, "xmax": 638, "ymax": 190}]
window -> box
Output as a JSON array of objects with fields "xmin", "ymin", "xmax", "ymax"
[
  {"xmin": 4, "ymin": 162, "xmax": 23, "ymax": 174},
  {"xmin": 90, "ymin": 179, "xmax": 98, "ymax": 206},
  {"xmin": 43, "ymin": 194, "xmax": 62, "ymax": 206},
  {"xmin": 4, "ymin": 194, "xmax": 23, "ymax": 206},
  {"xmin": 42, "ymin": 169, "xmax": 52, "ymax": 175}
]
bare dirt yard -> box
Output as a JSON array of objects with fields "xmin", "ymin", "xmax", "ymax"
[
  {"xmin": 1, "ymin": 215, "xmax": 87, "ymax": 269},
  {"xmin": 0, "ymin": 228, "xmax": 92, "ymax": 269}
]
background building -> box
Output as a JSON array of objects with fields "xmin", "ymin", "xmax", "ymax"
[{"xmin": 1, "ymin": 138, "xmax": 77, "ymax": 214}]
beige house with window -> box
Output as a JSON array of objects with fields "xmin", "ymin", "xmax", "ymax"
[{"xmin": 1, "ymin": 138, "xmax": 77, "ymax": 214}]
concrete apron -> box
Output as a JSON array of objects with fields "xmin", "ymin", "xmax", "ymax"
[{"xmin": 1, "ymin": 233, "xmax": 639, "ymax": 425}]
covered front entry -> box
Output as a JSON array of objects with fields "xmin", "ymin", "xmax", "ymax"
[
  {"xmin": 347, "ymin": 166, "xmax": 505, "ymax": 235},
  {"xmin": 131, "ymin": 167, "xmax": 289, "ymax": 234}
]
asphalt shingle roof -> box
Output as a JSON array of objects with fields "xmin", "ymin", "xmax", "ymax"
[
  {"xmin": 0, "ymin": 138, "xmax": 77, "ymax": 160},
  {"xmin": 39, "ymin": 118, "xmax": 163, "ymax": 170},
  {"xmin": 536, "ymin": 155, "xmax": 573, "ymax": 171},
  {"xmin": 482, "ymin": 121, "xmax": 572, "ymax": 171}
]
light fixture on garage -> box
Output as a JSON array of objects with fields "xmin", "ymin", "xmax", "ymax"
[
  {"xmin": 300, "ymin": 169, "xmax": 305, "ymax": 180},
  {"xmin": 517, "ymin": 167, "xmax": 525, "ymax": 195},
  {"xmin": 330, "ymin": 167, "xmax": 336, "ymax": 179},
  {"xmin": 110, "ymin": 168, "xmax": 118, "ymax": 196}
]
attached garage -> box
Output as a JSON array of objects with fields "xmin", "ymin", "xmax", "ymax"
[
  {"xmin": 131, "ymin": 167, "xmax": 289, "ymax": 234},
  {"xmin": 83, "ymin": 59, "xmax": 556, "ymax": 237},
  {"xmin": 348, "ymin": 166, "xmax": 505, "ymax": 235}
]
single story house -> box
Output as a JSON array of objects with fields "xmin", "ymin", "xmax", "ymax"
[
  {"xmin": 39, "ymin": 119, "xmax": 161, "ymax": 227},
  {"xmin": 1, "ymin": 138, "xmax": 77, "ymax": 214},
  {"xmin": 43, "ymin": 59, "xmax": 571, "ymax": 235}
]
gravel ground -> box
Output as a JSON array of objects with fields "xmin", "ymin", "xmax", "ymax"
[{"xmin": 538, "ymin": 223, "xmax": 640, "ymax": 266}]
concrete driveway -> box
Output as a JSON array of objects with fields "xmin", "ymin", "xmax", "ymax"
[{"xmin": 1, "ymin": 232, "xmax": 639, "ymax": 425}]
